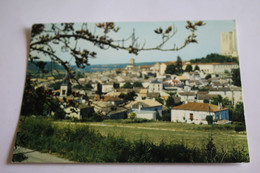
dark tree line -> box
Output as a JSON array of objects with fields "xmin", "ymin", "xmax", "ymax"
[{"xmin": 190, "ymin": 53, "xmax": 239, "ymax": 64}]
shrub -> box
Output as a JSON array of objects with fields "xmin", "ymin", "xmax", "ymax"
[
  {"xmin": 156, "ymin": 111, "xmax": 161, "ymax": 121},
  {"xmin": 206, "ymin": 115, "xmax": 213, "ymax": 125},
  {"xmin": 128, "ymin": 112, "xmax": 136, "ymax": 120},
  {"xmin": 235, "ymin": 125, "xmax": 246, "ymax": 132},
  {"xmin": 12, "ymin": 153, "xmax": 28, "ymax": 162},
  {"xmin": 162, "ymin": 109, "xmax": 171, "ymax": 121},
  {"xmin": 206, "ymin": 134, "xmax": 217, "ymax": 162}
]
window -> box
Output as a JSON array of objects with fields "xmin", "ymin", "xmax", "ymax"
[
  {"xmin": 62, "ymin": 90, "xmax": 66, "ymax": 95},
  {"xmin": 190, "ymin": 113, "xmax": 193, "ymax": 120}
]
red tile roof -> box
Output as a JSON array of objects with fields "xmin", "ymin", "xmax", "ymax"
[{"xmin": 172, "ymin": 102, "xmax": 227, "ymax": 112}]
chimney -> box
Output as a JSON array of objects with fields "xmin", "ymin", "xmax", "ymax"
[
  {"xmin": 138, "ymin": 104, "xmax": 142, "ymax": 111},
  {"xmin": 218, "ymin": 102, "xmax": 223, "ymax": 110}
]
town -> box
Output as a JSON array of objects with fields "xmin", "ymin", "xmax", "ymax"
[
  {"xmin": 22, "ymin": 28, "xmax": 245, "ymax": 126},
  {"xmin": 33, "ymin": 52, "xmax": 242, "ymax": 126}
]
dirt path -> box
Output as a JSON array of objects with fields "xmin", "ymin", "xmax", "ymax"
[{"xmin": 12, "ymin": 147, "xmax": 74, "ymax": 163}]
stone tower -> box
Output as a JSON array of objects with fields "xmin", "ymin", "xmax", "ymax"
[
  {"xmin": 220, "ymin": 30, "xmax": 238, "ymax": 57},
  {"xmin": 60, "ymin": 75, "xmax": 72, "ymax": 97},
  {"xmin": 130, "ymin": 58, "xmax": 135, "ymax": 66}
]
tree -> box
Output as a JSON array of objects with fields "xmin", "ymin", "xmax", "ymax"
[
  {"xmin": 96, "ymin": 83, "xmax": 102, "ymax": 96},
  {"xmin": 176, "ymin": 56, "xmax": 183, "ymax": 74},
  {"xmin": 162, "ymin": 109, "xmax": 171, "ymax": 121},
  {"xmin": 119, "ymin": 91, "xmax": 137, "ymax": 102},
  {"xmin": 50, "ymin": 81, "xmax": 62, "ymax": 90},
  {"xmin": 122, "ymin": 82, "xmax": 133, "ymax": 89},
  {"xmin": 232, "ymin": 68, "xmax": 241, "ymax": 86},
  {"xmin": 212, "ymin": 95, "xmax": 232, "ymax": 107},
  {"xmin": 185, "ymin": 64, "xmax": 193, "ymax": 72},
  {"xmin": 139, "ymin": 72, "xmax": 143, "ymax": 78},
  {"xmin": 194, "ymin": 65, "xmax": 200, "ymax": 71},
  {"xmin": 74, "ymin": 83, "xmax": 93, "ymax": 90},
  {"xmin": 156, "ymin": 111, "xmax": 161, "ymax": 120},
  {"xmin": 155, "ymin": 97, "xmax": 164, "ymax": 104},
  {"xmin": 206, "ymin": 115, "xmax": 213, "ymax": 125},
  {"xmin": 116, "ymin": 70, "xmax": 122, "ymax": 75},
  {"xmin": 133, "ymin": 82, "xmax": 143, "ymax": 88},
  {"xmin": 190, "ymin": 53, "xmax": 239, "ymax": 64},
  {"xmin": 166, "ymin": 97, "xmax": 175, "ymax": 108},
  {"xmin": 205, "ymin": 74, "xmax": 212, "ymax": 80},
  {"xmin": 230, "ymin": 102, "xmax": 245, "ymax": 124},
  {"xmin": 84, "ymin": 83, "xmax": 93, "ymax": 90},
  {"xmin": 165, "ymin": 64, "xmax": 176, "ymax": 74},
  {"xmin": 113, "ymin": 82, "xmax": 120, "ymax": 89},
  {"xmin": 21, "ymin": 75, "xmax": 65, "ymax": 119},
  {"xmin": 75, "ymin": 72, "xmax": 84, "ymax": 79}
]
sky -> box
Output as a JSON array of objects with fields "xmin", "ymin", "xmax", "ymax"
[{"xmin": 31, "ymin": 20, "xmax": 236, "ymax": 65}]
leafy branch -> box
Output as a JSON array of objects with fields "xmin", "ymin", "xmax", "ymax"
[{"xmin": 29, "ymin": 21, "xmax": 205, "ymax": 80}]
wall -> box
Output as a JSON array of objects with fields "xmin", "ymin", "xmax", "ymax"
[
  {"xmin": 171, "ymin": 109, "xmax": 215, "ymax": 124},
  {"xmin": 134, "ymin": 111, "xmax": 156, "ymax": 120}
]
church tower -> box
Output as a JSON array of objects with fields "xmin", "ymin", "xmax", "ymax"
[{"xmin": 60, "ymin": 74, "xmax": 72, "ymax": 97}]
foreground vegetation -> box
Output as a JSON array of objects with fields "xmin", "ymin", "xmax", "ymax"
[{"xmin": 14, "ymin": 117, "xmax": 249, "ymax": 163}]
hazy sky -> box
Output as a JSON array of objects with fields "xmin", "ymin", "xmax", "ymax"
[{"xmin": 32, "ymin": 20, "xmax": 236, "ymax": 65}]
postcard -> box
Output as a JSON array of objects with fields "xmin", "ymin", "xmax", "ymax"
[{"xmin": 12, "ymin": 20, "xmax": 249, "ymax": 163}]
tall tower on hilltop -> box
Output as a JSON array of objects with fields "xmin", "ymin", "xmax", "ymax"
[
  {"xmin": 126, "ymin": 58, "xmax": 135, "ymax": 70},
  {"xmin": 220, "ymin": 30, "xmax": 238, "ymax": 57},
  {"xmin": 130, "ymin": 58, "xmax": 135, "ymax": 66}
]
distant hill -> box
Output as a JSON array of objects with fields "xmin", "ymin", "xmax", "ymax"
[
  {"xmin": 27, "ymin": 61, "xmax": 66, "ymax": 78},
  {"xmin": 82, "ymin": 62, "xmax": 159, "ymax": 72},
  {"xmin": 27, "ymin": 60, "xmax": 159, "ymax": 74},
  {"xmin": 27, "ymin": 53, "xmax": 238, "ymax": 74},
  {"xmin": 27, "ymin": 61, "xmax": 65, "ymax": 72}
]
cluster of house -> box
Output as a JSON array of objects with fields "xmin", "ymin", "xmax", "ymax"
[{"xmin": 45, "ymin": 58, "xmax": 241, "ymax": 125}]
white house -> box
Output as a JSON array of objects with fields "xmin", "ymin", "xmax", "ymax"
[
  {"xmin": 177, "ymin": 92, "xmax": 197, "ymax": 103},
  {"xmin": 126, "ymin": 99, "xmax": 163, "ymax": 120},
  {"xmin": 171, "ymin": 102, "xmax": 229, "ymax": 124},
  {"xmin": 183, "ymin": 62, "xmax": 239, "ymax": 74},
  {"xmin": 208, "ymin": 87, "xmax": 243, "ymax": 105},
  {"xmin": 148, "ymin": 80, "xmax": 163, "ymax": 93}
]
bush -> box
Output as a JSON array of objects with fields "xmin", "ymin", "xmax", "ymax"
[
  {"xmin": 128, "ymin": 112, "xmax": 136, "ymax": 120},
  {"xmin": 156, "ymin": 111, "xmax": 161, "ymax": 121},
  {"xmin": 162, "ymin": 109, "xmax": 171, "ymax": 121},
  {"xmin": 12, "ymin": 152, "xmax": 28, "ymax": 162},
  {"xmin": 206, "ymin": 115, "xmax": 213, "ymax": 125},
  {"xmin": 81, "ymin": 113, "xmax": 105, "ymax": 122},
  {"xmin": 235, "ymin": 125, "xmax": 246, "ymax": 132}
]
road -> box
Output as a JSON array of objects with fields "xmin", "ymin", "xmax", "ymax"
[{"xmin": 12, "ymin": 147, "xmax": 74, "ymax": 163}]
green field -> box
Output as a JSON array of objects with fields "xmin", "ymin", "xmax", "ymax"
[
  {"xmin": 54, "ymin": 120, "xmax": 248, "ymax": 152},
  {"xmin": 14, "ymin": 117, "xmax": 249, "ymax": 162}
]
